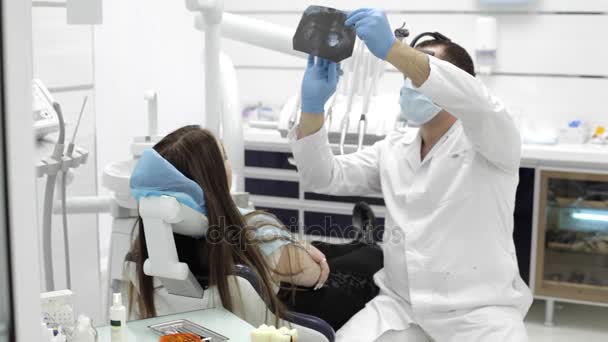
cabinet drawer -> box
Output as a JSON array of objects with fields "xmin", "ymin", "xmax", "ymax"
[
  {"xmin": 245, "ymin": 150, "xmax": 296, "ymax": 170},
  {"xmin": 245, "ymin": 178, "xmax": 299, "ymax": 198},
  {"xmin": 304, "ymin": 192, "xmax": 385, "ymax": 206}
]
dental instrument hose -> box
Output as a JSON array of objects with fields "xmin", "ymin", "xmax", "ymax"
[
  {"xmin": 340, "ymin": 40, "xmax": 365, "ymax": 155},
  {"xmin": 60, "ymin": 170, "xmax": 70, "ymax": 289},
  {"xmin": 42, "ymin": 173, "xmax": 58, "ymax": 290},
  {"xmin": 60, "ymin": 96, "xmax": 88, "ymax": 290},
  {"xmin": 326, "ymin": 72, "xmax": 344, "ymax": 129},
  {"xmin": 59, "ymin": 96, "xmax": 88, "ymax": 290},
  {"xmin": 356, "ymin": 51, "xmax": 372, "ymax": 151},
  {"xmin": 358, "ymin": 55, "xmax": 382, "ymax": 151},
  {"xmin": 327, "ymin": 53, "xmax": 352, "ymax": 130},
  {"xmin": 42, "ymin": 102, "xmax": 66, "ymax": 290}
]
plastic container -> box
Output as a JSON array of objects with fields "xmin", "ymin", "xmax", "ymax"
[
  {"xmin": 72, "ymin": 315, "xmax": 98, "ymax": 342},
  {"xmin": 110, "ymin": 293, "xmax": 127, "ymax": 342}
]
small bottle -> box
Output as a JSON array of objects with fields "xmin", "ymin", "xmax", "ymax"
[
  {"xmin": 51, "ymin": 327, "xmax": 67, "ymax": 342},
  {"xmin": 110, "ymin": 293, "xmax": 127, "ymax": 342},
  {"xmin": 46, "ymin": 328, "xmax": 55, "ymax": 342},
  {"xmin": 41, "ymin": 320, "xmax": 49, "ymax": 342},
  {"xmin": 72, "ymin": 315, "xmax": 98, "ymax": 342}
]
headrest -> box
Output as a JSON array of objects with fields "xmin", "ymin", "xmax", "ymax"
[
  {"xmin": 130, "ymin": 149, "xmax": 207, "ymax": 215},
  {"xmin": 139, "ymin": 196, "xmax": 209, "ymax": 238}
]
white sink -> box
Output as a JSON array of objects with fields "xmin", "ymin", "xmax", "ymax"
[{"xmin": 103, "ymin": 159, "xmax": 138, "ymax": 208}]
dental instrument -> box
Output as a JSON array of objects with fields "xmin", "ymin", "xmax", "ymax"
[
  {"xmin": 66, "ymin": 96, "xmax": 88, "ymax": 157},
  {"xmin": 394, "ymin": 22, "xmax": 410, "ymax": 42},
  {"xmin": 33, "ymin": 79, "xmax": 60, "ymax": 139},
  {"xmin": 326, "ymin": 52, "xmax": 353, "ymax": 134},
  {"xmin": 325, "ymin": 94, "xmax": 337, "ymax": 129},
  {"xmin": 357, "ymin": 53, "xmax": 383, "ymax": 151},
  {"xmin": 287, "ymin": 95, "xmax": 301, "ymax": 130},
  {"xmin": 38, "ymin": 90, "xmax": 90, "ymax": 291},
  {"xmin": 339, "ymin": 40, "xmax": 365, "ymax": 155},
  {"xmin": 41, "ymin": 101, "xmax": 65, "ymax": 291},
  {"xmin": 58, "ymin": 95, "xmax": 88, "ymax": 289},
  {"xmin": 354, "ymin": 50, "xmax": 372, "ymax": 152},
  {"xmin": 325, "ymin": 61, "xmax": 347, "ymax": 129}
]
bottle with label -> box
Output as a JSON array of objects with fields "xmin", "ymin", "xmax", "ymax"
[{"xmin": 110, "ymin": 293, "xmax": 127, "ymax": 342}]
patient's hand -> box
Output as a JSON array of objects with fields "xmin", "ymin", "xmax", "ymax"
[
  {"xmin": 274, "ymin": 243, "xmax": 329, "ymax": 289},
  {"xmin": 305, "ymin": 244, "xmax": 329, "ymax": 290}
]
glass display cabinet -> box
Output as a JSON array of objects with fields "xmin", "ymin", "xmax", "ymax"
[{"xmin": 535, "ymin": 170, "xmax": 608, "ymax": 304}]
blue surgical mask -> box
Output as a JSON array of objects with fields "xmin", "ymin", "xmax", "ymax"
[{"xmin": 399, "ymin": 79, "xmax": 442, "ymax": 126}]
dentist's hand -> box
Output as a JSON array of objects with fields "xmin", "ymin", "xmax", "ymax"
[
  {"xmin": 301, "ymin": 56, "xmax": 340, "ymax": 114},
  {"xmin": 345, "ymin": 8, "xmax": 395, "ymax": 60}
]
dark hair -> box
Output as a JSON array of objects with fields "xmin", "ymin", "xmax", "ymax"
[
  {"xmin": 416, "ymin": 40, "xmax": 476, "ymax": 77},
  {"xmin": 128, "ymin": 125, "xmax": 291, "ymax": 321}
]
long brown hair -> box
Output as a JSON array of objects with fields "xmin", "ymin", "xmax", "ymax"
[{"xmin": 128, "ymin": 125, "xmax": 290, "ymax": 320}]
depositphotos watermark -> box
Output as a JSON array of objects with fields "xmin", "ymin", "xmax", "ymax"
[{"xmin": 203, "ymin": 214, "xmax": 407, "ymax": 247}]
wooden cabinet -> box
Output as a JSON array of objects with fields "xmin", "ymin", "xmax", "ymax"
[{"xmin": 535, "ymin": 170, "xmax": 608, "ymax": 304}]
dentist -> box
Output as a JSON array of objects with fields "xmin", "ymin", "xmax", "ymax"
[{"xmin": 289, "ymin": 7, "xmax": 532, "ymax": 342}]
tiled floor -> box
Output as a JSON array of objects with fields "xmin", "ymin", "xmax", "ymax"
[{"xmin": 525, "ymin": 300, "xmax": 608, "ymax": 341}]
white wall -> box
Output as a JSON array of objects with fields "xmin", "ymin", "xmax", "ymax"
[
  {"xmin": 217, "ymin": 1, "xmax": 608, "ymax": 130},
  {"xmin": 94, "ymin": 0, "xmax": 206, "ymax": 171},
  {"xmin": 92, "ymin": 0, "xmax": 608, "ymax": 181},
  {"xmin": 31, "ymin": 3, "xmax": 101, "ymax": 321},
  {"xmin": 93, "ymin": 0, "xmax": 608, "ymax": 177},
  {"xmin": 93, "ymin": 2, "xmax": 207, "ymax": 309}
]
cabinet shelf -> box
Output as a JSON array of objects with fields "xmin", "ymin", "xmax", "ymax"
[
  {"xmin": 543, "ymin": 280, "xmax": 608, "ymax": 292},
  {"xmin": 547, "ymin": 242, "xmax": 608, "ymax": 257},
  {"xmin": 553, "ymin": 197, "xmax": 608, "ymax": 210}
]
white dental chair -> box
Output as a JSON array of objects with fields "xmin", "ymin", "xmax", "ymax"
[{"xmin": 127, "ymin": 195, "xmax": 335, "ymax": 342}]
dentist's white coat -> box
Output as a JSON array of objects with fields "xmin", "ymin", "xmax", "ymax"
[{"xmin": 289, "ymin": 56, "xmax": 533, "ymax": 341}]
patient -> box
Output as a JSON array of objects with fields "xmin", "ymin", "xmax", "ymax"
[{"xmin": 127, "ymin": 125, "xmax": 383, "ymax": 330}]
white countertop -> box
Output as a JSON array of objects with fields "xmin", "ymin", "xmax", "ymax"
[
  {"xmin": 520, "ymin": 143, "xmax": 608, "ymax": 169},
  {"xmin": 97, "ymin": 308, "xmax": 254, "ymax": 341},
  {"xmin": 244, "ymin": 127, "xmax": 608, "ymax": 170}
]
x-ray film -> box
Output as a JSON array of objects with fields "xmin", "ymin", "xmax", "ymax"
[{"xmin": 293, "ymin": 6, "xmax": 356, "ymax": 63}]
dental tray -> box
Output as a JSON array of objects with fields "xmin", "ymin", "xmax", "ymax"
[{"xmin": 148, "ymin": 319, "xmax": 229, "ymax": 341}]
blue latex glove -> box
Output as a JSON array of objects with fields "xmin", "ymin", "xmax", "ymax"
[
  {"xmin": 301, "ymin": 56, "xmax": 340, "ymax": 114},
  {"xmin": 345, "ymin": 8, "xmax": 395, "ymax": 60}
]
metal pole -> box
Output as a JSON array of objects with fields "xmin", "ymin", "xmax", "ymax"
[
  {"xmin": 204, "ymin": 20, "xmax": 221, "ymax": 135},
  {"xmin": 544, "ymin": 299, "xmax": 555, "ymax": 326}
]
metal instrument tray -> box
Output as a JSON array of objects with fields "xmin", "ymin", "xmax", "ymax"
[{"xmin": 148, "ymin": 319, "xmax": 229, "ymax": 341}]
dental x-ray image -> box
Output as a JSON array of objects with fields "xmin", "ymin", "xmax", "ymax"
[{"xmin": 293, "ymin": 5, "xmax": 356, "ymax": 63}]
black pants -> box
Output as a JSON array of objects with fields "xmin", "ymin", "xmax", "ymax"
[{"xmin": 277, "ymin": 241, "xmax": 383, "ymax": 331}]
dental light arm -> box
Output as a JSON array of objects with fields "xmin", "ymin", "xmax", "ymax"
[
  {"xmin": 194, "ymin": 12, "xmax": 306, "ymax": 60},
  {"xmin": 189, "ymin": 8, "xmax": 307, "ymax": 192}
]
